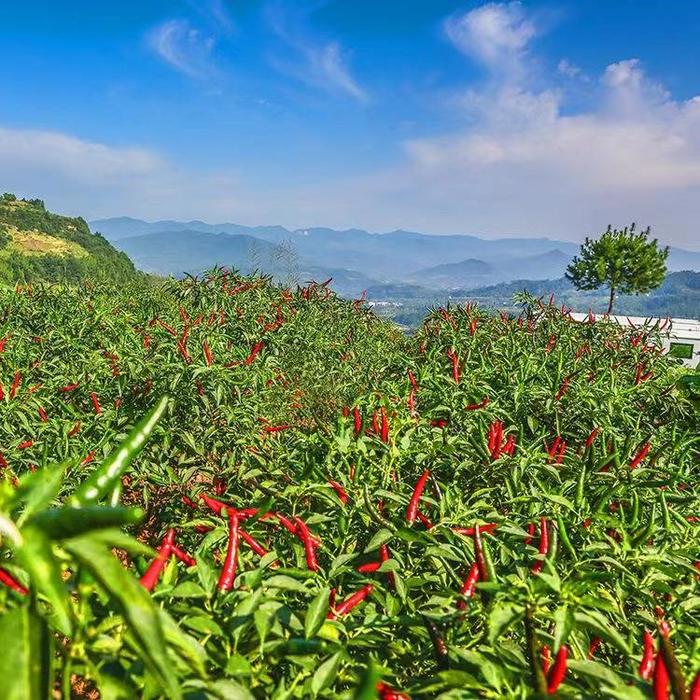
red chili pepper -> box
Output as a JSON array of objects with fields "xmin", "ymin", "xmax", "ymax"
[
  {"xmin": 408, "ymin": 388, "xmax": 417, "ymax": 415},
  {"xmin": 473, "ymin": 524, "xmax": 489, "ymax": 582},
  {"xmin": 38, "ymin": 407, "xmax": 49, "ymax": 422},
  {"xmin": 465, "ymin": 397, "xmax": 490, "ymax": 410},
  {"xmin": 181, "ymin": 495, "xmax": 198, "ymax": 509},
  {"xmin": 406, "ymin": 469, "xmax": 430, "ymax": 524},
  {"xmin": 59, "ymin": 382, "xmax": 80, "ymax": 393},
  {"xmin": 380, "ymin": 407, "xmax": 389, "ymax": 443},
  {"xmin": 333, "ymin": 584, "xmax": 373, "ymax": 617},
  {"xmin": 630, "ymin": 442, "xmax": 651, "ymax": 469},
  {"xmin": 0, "ymin": 382, "xmax": 4, "ymax": 400},
  {"xmin": 200, "ymin": 493, "xmax": 228, "ymax": 515},
  {"xmin": 524, "ymin": 522, "xmax": 536, "ymax": 545},
  {"xmin": 416, "ymin": 510, "xmax": 433, "ymax": 529},
  {"xmin": 170, "ymin": 545, "xmax": 196, "ymax": 567},
  {"xmin": 18, "ymin": 440, "xmax": 33, "ymax": 450},
  {"xmin": 328, "ymin": 480, "xmax": 349, "ymax": 505},
  {"xmin": 9, "ymin": 371, "xmax": 21, "ymax": 400},
  {"xmin": 143, "ymin": 334, "xmax": 151, "ymax": 350},
  {"xmin": 585, "ymin": 428, "xmax": 599, "ymax": 449},
  {"xmin": 0, "ymin": 567, "xmax": 28, "ymax": 595},
  {"xmin": 371, "ymin": 410, "xmax": 380, "ymax": 435},
  {"xmin": 244, "ymin": 340, "xmax": 265, "ymax": 365},
  {"xmin": 90, "ymin": 392, "xmax": 102, "ymax": 415},
  {"xmin": 379, "ymin": 544, "xmax": 395, "ymax": 587},
  {"xmin": 555, "ymin": 376, "xmax": 570, "ymax": 401},
  {"xmin": 502, "ymin": 433, "xmax": 517, "ymax": 456},
  {"xmin": 690, "ymin": 673, "xmax": 700, "ymax": 700},
  {"xmin": 263, "ymin": 424, "xmax": 291, "ymax": 433},
  {"xmin": 140, "ymin": 529, "xmax": 176, "ymax": 591},
  {"xmin": 639, "ymin": 629, "xmax": 655, "ymax": 680},
  {"xmin": 217, "ymin": 511, "xmax": 240, "ymax": 591},
  {"xmin": 469, "ymin": 317, "xmax": 478, "ymax": 336},
  {"xmin": 453, "ymin": 523, "xmax": 499, "ymax": 537},
  {"xmin": 0, "ymin": 336, "xmax": 8, "ymax": 354},
  {"xmin": 545, "ymin": 335, "xmax": 557, "ymax": 354},
  {"xmin": 430, "ymin": 418, "xmax": 447, "ymax": 429},
  {"xmin": 457, "ymin": 562, "xmax": 480, "ymax": 609},
  {"xmin": 240, "ymin": 529, "xmax": 269, "ymax": 558},
  {"xmin": 353, "ymin": 406, "xmax": 362, "ymax": 437},
  {"xmin": 547, "ymin": 645, "xmax": 568, "ymax": 694},
  {"xmin": 274, "ymin": 513, "xmax": 299, "ymax": 536},
  {"xmin": 541, "ymin": 645, "xmax": 551, "ymax": 675},
  {"xmin": 376, "ymin": 682, "xmax": 410, "ymax": 700},
  {"xmin": 531, "ymin": 517, "xmax": 549, "ymax": 574},
  {"xmin": 68, "ymin": 421, "xmax": 81, "ymax": 437},
  {"xmin": 653, "ymin": 650, "xmax": 669, "ymax": 700},
  {"xmin": 407, "ymin": 369, "xmax": 419, "ymax": 390},
  {"xmin": 158, "ymin": 320, "xmax": 177, "ymax": 336},
  {"xmin": 357, "ymin": 561, "xmax": 382, "ymax": 573},
  {"xmin": 587, "ymin": 636, "xmax": 602, "ymax": 659},
  {"xmin": 447, "ymin": 348, "xmax": 460, "ymax": 384},
  {"xmin": 81, "ymin": 451, "xmax": 95, "ymax": 465},
  {"xmin": 293, "ymin": 516, "xmax": 319, "ymax": 571},
  {"xmin": 203, "ymin": 340, "xmax": 214, "ymax": 366}
]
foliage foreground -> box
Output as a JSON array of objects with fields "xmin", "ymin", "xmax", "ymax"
[{"xmin": 0, "ymin": 271, "xmax": 698, "ymax": 699}]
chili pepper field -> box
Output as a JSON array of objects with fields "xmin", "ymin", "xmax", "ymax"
[{"xmin": 0, "ymin": 270, "xmax": 698, "ymax": 699}]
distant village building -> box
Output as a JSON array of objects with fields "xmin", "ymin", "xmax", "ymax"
[{"xmin": 570, "ymin": 313, "xmax": 700, "ymax": 368}]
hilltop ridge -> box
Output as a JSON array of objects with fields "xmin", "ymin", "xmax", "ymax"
[{"xmin": 0, "ymin": 194, "xmax": 136, "ymax": 284}]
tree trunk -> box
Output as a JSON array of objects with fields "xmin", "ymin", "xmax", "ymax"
[{"xmin": 607, "ymin": 286, "xmax": 616, "ymax": 315}]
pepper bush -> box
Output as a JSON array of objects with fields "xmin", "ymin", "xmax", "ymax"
[{"xmin": 0, "ymin": 271, "xmax": 698, "ymax": 699}]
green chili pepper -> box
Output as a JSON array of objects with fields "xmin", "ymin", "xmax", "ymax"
[
  {"xmin": 29, "ymin": 506, "xmax": 144, "ymax": 539},
  {"xmin": 555, "ymin": 515, "xmax": 577, "ymax": 561},
  {"xmin": 69, "ymin": 396, "xmax": 169, "ymax": 507}
]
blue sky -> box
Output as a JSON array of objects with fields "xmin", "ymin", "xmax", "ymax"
[{"xmin": 2, "ymin": 1, "xmax": 700, "ymax": 246}]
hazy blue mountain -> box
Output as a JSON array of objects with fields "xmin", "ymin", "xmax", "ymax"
[
  {"xmin": 114, "ymin": 230, "xmax": 285, "ymax": 276},
  {"xmin": 90, "ymin": 217, "xmax": 700, "ymax": 292}
]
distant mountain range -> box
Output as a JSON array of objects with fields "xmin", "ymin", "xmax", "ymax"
[{"xmin": 90, "ymin": 216, "xmax": 700, "ymax": 299}]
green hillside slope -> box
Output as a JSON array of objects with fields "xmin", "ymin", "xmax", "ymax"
[{"xmin": 0, "ymin": 193, "xmax": 136, "ymax": 284}]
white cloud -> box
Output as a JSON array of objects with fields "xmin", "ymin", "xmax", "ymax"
[
  {"xmin": 557, "ymin": 58, "xmax": 584, "ymax": 80},
  {"xmin": 148, "ymin": 19, "xmax": 217, "ymax": 79},
  {"xmin": 0, "ymin": 126, "xmax": 246, "ymax": 221},
  {"xmin": 266, "ymin": 3, "xmax": 367, "ymax": 102},
  {"xmin": 445, "ymin": 2, "xmax": 536, "ymax": 78}
]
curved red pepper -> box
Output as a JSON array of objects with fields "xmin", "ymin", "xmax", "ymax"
[{"xmin": 406, "ymin": 469, "xmax": 430, "ymax": 525}]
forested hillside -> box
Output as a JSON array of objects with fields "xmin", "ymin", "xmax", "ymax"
[{"xmin": 0, "ymin": 194, "xmax": 136, "ymax": 284}]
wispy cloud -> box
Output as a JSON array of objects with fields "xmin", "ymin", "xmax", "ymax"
[
  {"xmin": 147, "ymin": 19, "xmax": 217, "ymax": 80},
  {"xmin": 266, "ymin": 2, "xmax": 368, "ymax": 102}
]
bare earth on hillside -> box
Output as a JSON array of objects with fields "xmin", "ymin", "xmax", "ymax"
[{"xmin": 6, "ymin": 226, "xmax": 87, "ymax": 257}]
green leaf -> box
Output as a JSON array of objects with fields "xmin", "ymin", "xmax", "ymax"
[
  {"xmin": 573, "ymin": 611, "xmax": 631, "ymax": 655},
  {"xmin": 552, "ymin": 604, "xmax": 574, "ymax": 652},
  {"xmin": 311, "ymin": 652, "xmax": 342, "ymax": 696},
  {"xmin": 487, "ymin": 602, "xmax": 522, "ymax": 645},
  {"xmin": 353, "ymin": 661, "xmax": 382, "ymax": 700},
  {"xmin": 158, "ymin": 610, "xmax": 208, "ymax": 678},
  {"xmin": 364, "ymin": 528, "xmax": 394, "ymax": 553},
  {"xmin": 182, "ymin": 615, "xmax": 224, "ymax": 637},
  {"xmin": 16, "ymin": 526, "xmax": 72, "ymax": 636},
  {"xmin": 64, "ymin": 535, "xmax": 180, "ymax": 698},
  {"xmin": 206, "ymin": 679, "xmax": 255, "ymax": 700},
  {"xmin": 13, "ymin": 462, "xmax": 68, "ymax": 524},
  {"xmin": 305, "ymin": 587, "xmax": 331, "ymax": 639},
  {"xmin": 169, "ymin": 581, "xmax": 207, "ymax": 598},
  {"xmin": 264, "ymin": 575, "xmax": 309, "ymax": 593},
  {"xmin": 0, "ymin": 605, "xmax": 53, "ymax": 700}
]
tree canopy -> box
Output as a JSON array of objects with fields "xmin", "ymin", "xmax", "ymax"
[{"xmin": 566, "ymin": 223, "xmax": 668, "ymax": 313}]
